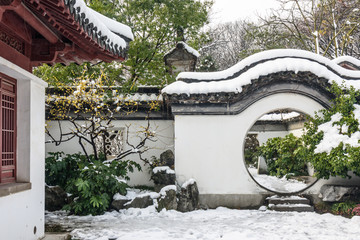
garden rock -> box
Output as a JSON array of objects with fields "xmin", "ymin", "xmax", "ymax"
[
  {"xmin": 125, "ymin": 195, "xmax": 154, "ymax": 209},
  {"xmin": 45, "ymin": 185, "xmax": 68, "ymax": 211},
  {"xmin": 159, "ymin": 150, "xmax": 175, "ymax": 169},
  {"xmin": 110, "ymin": 199, "xmax": 131, "ymax": 211},
  {"xmin": 319, "ymin": 185, "xmax": 360, "ymax": 202},
  {"xmin": 257, "ymin": 156, "xmax": 268, "ymax": 174},
  {"xmin": 157, "ymin": 185, "xmax": 177, "ymax": 211},
  {"xmin": 177, "ymin": 179, "xmax": 199, "ymax": 212},
  {"xmin": 152, "ymin": 166, "xmax": 176, "ymax": 188}
]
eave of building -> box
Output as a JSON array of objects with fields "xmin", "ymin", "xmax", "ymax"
[{"xmin": 0, "ymin": 0, "xmax": 132, "ymax": 70}]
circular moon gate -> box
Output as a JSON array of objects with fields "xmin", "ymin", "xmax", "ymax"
[
  {"xmin": 164, "ymin": 50, "xmax": 357, "ymax": 205},
  {"xmin": 235, "ymin": 89, "xmax": 331, "ymax": 195},
  {"xmin": 244, "ymin": 109, "xmax": 318, "ymax": 194}
]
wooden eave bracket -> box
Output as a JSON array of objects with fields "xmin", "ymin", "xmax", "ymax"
[{"xmin": 0, "ymin": 0, "xmax": 59, "ymax": 44}]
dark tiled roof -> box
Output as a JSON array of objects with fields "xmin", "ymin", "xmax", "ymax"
[{"xmin": 64, "ymin": 0, "xmax": 132, "ymax": 57}]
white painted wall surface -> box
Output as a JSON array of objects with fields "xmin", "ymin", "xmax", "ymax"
[
  {"xmin": 175, "ymin": 93, "xmax": 360, "ymax": 196},
  {"xmin": 289, "ymin": 128, "xmax": 304, "ymax": 138},
  {"xmin": 46, "ymin": 120, "xmax": 174, "ymax": 186},
  {"xmin": 250, "ymin": 127, "xmax": 304, "ymax": 146},
  {"xmin": 252, "ymin": 131, "xmax": 288, "ymax": 146},
  {"xmin": 0, "ymin": 57, "xmax": 47, "ymax": 240}
]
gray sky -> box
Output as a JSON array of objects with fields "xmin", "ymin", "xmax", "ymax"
[{"xmin": 209, "ymin": 0, "xmax": 280, "ymax": 24}]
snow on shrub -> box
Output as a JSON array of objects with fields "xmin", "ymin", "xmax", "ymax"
[{"xmin": 303, "ymin": 83, "xmax": 360, "ymax": 179}]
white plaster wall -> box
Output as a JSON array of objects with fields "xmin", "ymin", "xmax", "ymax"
[
  {"xmin": 251, "ymin": 131, "xmax": 288, "ymax": 146},
  {"xmin": 289, "ymin": 128, "xmax": 304, "ymax": 138},
  {"xmin": 0, "ymin": 57, "xmax": 46, "ymax": 240},
  {"xmin": 251, "ymin": 128, "xmax": 304, "ymax": 146},
  {"xmin": 175, "ymin": 114, "xmax": 262, "ymax": 194},
  {"xmin": 46, "ymin": 120, "xmax": 174, "ymax": 186},
  {"xmin": 175, "ymin": 93, "xmax": 360, "ymax": 196}
]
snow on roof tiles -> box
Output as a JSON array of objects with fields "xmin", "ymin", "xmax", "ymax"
[
  {"xmin": 88, "ymin": 8, "xmax": 134, "ymax": 41},
  {"xmin": 178, "ymin": 41, "xmax": 200, "ymax": 58},
  {"xmin": 68, "ymin": 0, "xmax": 133, "ymax": 56},
  {"xmin": 164, "ymin": 41, "xmax": 200, "ymax": 58},
  {"xmin": 162, "ymin": 49, "xmax": 360, "ymax": 96}
]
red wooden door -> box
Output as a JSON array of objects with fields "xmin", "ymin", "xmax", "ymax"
[{"xmin": 0, "ymin": 75, "xmax": 16, "ymax": 184}]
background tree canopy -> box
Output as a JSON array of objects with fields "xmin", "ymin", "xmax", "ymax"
[
  {"xmin": 197, "ymin": 0, "xmax": 360, "ymax": 71},
  {"xmin": 34, "ymin": 0, "xmax": 213, "ymax": 88}
]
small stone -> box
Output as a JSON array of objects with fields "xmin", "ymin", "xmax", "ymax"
[
  {"xmin": 198, "ymin": 203, "xmax": 208, "ymax": 210},
  {"xmin": 151, "ymin": 167, "xmax": 176, "ymax": 186},
  {"xmin": 257, "ymin": 156, "xmax": 268, "ymax": 174},
  {"xmin": 159, "ymin": 150, "xmax": 175, "ymax": 169},
  {"xmin": 45, "ymin": 185, "xmax": 68, "ymax": 211},
  {"xmin": 125, "ymin": 195, "xmax": 154, "ymax": 209},
  {"xmin": 258, "ymin": 206, "xmax": 267, "ymax": 211},
  {"xmin": 177, "ymin": 180, "xmax": 199, "ymax": 212},
  {"xmin": 157, "ymin": 186, "xmax": 177, "ymax": 212},
  {"xmin": 110, "ymin": 199, "xmax": 131, "ymax": 211}
]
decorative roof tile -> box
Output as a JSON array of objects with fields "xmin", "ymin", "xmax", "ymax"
[{"xmin": 65, "ymin": 0, "xmax": 132, "ymax": 58}]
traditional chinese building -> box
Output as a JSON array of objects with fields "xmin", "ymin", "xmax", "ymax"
[{"xmin": 0, "ymin": 0, "xmax": 132, "ymax": 239}]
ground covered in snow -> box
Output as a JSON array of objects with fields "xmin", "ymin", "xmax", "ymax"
[
  {"xmin": 248, "ymin": 167, "xmax": 313, "ymax": 193},
  {"xmin": 253, "ymin": 173, "xmax": 308, "ymax": 193},
  {"xmin": 46, "ymin": 207, "xmax": 360, "ymax": 240}
]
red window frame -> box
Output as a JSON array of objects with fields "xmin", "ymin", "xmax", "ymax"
[{"xmin": 0, "ymin": 73, "xmax": 17, "ymax": 184}]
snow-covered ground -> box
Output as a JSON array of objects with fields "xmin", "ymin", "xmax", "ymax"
[
  {"xmin": 253, "ymin": 173, "xmax": 308, "ymax": 193},
  {"xmin": 248, "ymin": 167, "xmax": 312, "ymax": 193},
  {"xmin": 46, "ymin": 207, "xmax": 360, "ymax": 240}
]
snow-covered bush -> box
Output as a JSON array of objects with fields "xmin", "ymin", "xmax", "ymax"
[{"xmin": 303, "ymin": 83, "xmax": 360, "ymax": 179}]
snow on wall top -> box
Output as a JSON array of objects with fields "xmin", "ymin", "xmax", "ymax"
[
  {"xmin": 162, "ymin": 49, "xmax": 360, "ymax": 95},
  {"xmin": 70, "ymin": 0, "xmax": 133, "ymax": 55},
  {"xmin": 332, "ymin": 55, "xmax": 360, "ymax": 69}
]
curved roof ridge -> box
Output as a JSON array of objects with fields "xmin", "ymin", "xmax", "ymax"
[
  {"xmin": 176, "ymin": 49, "xmax": 360, "ymax": 82},
  {"xmin": 163, "ymin": 49, "xmax": 360, "ymax": 95}
]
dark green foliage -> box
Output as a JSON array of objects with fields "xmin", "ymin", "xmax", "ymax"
[
  {"xmin": 331, "ymin": 201, "xmax": 357, "ymax": 216},
  {"xmin": 244, "ymin": 134, "xmax": 259, "ymax": 167},
  {"xmin": 116, "ymin": 0, "xmax": 212, "ymax": 86},
  {"xmin": 45, "ymin": 152, "xmax": 141, "ymax": 215},
  {"xmin": 257, "ymin": 84, "xmax": 360, "ymax": 180},
  {"xmin": 314, "ymin": 201, "xmax": 360, "ymax": 218},
  {"xmin": 34, "ymin": 62, "xmax": 123, "ymax": 87},
  {"xmin": 45, "ymin": 152, "xmax": 83, "ymax": 189},
  {"xmin": 257, "ymin": 133, "xmax": 308, "ymax": 178}
]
